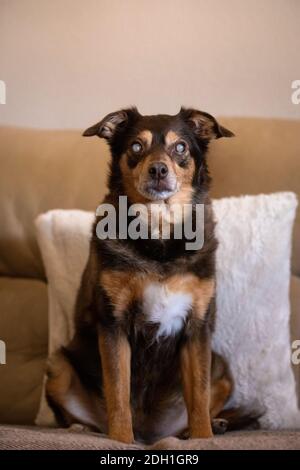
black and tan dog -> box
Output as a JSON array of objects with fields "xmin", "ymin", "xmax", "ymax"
[{"xmin": 46, "ymin": 107, "xmax": 238, "ymax": 444}]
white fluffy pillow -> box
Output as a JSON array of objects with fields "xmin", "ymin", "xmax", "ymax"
[{"xmin": 35, "ymin": 192, "xmax": 300, "ymax": 429}]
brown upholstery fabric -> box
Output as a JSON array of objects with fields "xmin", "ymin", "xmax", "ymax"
[
  {"xmin": 0, "ymin": 126, "xmax": 109, "ymax": 278},
  {"xmin": 0, "ymin": 277, "xmax": 47, "ymax": 424},
  {"xmin": 209, "ymin": 118, "xmax": 300, "ymax": 276},
  {"xmin": 0, "ymin": 425, "xmax": 299, "ymax": 450}
]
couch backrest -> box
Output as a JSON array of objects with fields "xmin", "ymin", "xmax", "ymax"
[
  {"xmin": 209, "ymin": 118, "xmax": 300, "ymax": 277},
  {"xmin": 0, "ymin": 118, "xmax": 300, "ymax": 278},
  {"xmin": 0, "ymin": 127, "xmax": 110, "ymax": 278}
]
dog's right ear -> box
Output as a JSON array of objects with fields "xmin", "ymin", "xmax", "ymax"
[
  {"xmin": 179, "ymin": 107, "xmax": 235, "ymax": 141},
  {"xmin": 83, "ymin": 107, "xmax": 139, "ymax": 140}
]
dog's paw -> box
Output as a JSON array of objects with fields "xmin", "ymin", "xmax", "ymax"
[
  {"xmin": 67, "ymin": 423, "xmax": 94, "ymax": 433},
  {"xmin": 177, "ymin": 428, "xmax": 189, "ymax": 440},
  {"xmin": 212, "ymin": 418, "xmax": 228, "ymax": 435},
  {"xmin": 109, "ymin": 430, "xmax": 135, "ymax": 444},
  {"xmin": 190, "ymin": 429, "xmax": 213, "ymax": 439}
]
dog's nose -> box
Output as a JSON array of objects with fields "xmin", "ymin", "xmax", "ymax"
[{"xmin": 148, "ymin": 162, "xmax": 169, "ymax": 180}]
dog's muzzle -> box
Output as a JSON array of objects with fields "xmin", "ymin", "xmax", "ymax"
[{"xmin": 138, "ymin": 163, "xmax": 178, "ymax": 200}]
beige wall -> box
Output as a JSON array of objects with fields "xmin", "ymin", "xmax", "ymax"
[{"xmin": 0, "ymin": 0, "xmax": 299, "ymax": 129}]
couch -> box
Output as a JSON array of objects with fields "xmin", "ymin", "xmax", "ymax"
[{"xmin": 0, "ymin": 117, "xmax": 299, "ymax": 450}]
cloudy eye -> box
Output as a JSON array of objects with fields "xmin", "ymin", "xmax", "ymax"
[
  {"xmin": 175, "ymin": 142, "xmax": 186, "ymax": 154},
  {"xmin": 131, "ymin": 142, "xmax": 142, "ymax": 153}
]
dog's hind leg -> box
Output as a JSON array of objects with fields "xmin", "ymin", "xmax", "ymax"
[
  {"xmin": 46, "ymin": 350, "xmax": 107, "ymax": 432},
  {"xmin": 210, "ymin": 352, "xmax": 233, "ymax": 418},
  {"xmin": 178, "ymin": 352, "xmax": 233, "ymax": 439},
  {"xmin": 209, "ymin": 352, "xmax": 233, "ymax": 434}
]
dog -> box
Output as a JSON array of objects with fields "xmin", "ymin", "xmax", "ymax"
[{"xmin": 46, "ymin": 107, "xmax": 239, "ymax": 444}]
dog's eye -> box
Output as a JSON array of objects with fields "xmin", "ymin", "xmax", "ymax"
[
  {"xmin": 175, "ymin": 142, "xmax": 186, "ymax": 154},
  {"xmin": 131, "ymin": 142, "xmax": 143, "ymax": 153}
]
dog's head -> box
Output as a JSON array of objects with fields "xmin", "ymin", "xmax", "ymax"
[{"xmin": 83, "ymin": 107, "xmax": 234, "ymax": 204}]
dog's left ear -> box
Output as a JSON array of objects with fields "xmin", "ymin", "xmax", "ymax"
[
  {"xmin": 83, "ymin": 107, "xmax": 139, "ymax": 140},
  {"xmin": 180, "ymin": 107, "xmax": 234, "ymax": 140}
]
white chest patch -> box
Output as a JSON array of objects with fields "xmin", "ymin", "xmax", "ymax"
[{"xmin": 143, "ymin": 282, "xmax": 192, "ymax": 338}]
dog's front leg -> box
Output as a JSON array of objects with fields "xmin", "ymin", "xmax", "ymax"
[
  {"xmin": 98, "ymin": 329, "xmax": 134, "ymax": 443},
  {"xmin": 180, "ymin": 322, "xmax": 213, "ymax": 439}
]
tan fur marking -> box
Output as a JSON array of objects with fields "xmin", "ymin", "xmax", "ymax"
[
  {"xmin": 174, "ymin": 155, "xmax": 195, "ymax": 184},
  {"xmin": 178, "ymin": 277, "xmax": 216, "ymax": 439},
  {"xmin": 100, "ymin": 270, "xmax": 157, "ymax": 317},
  {"xmin": 100, "ymin": 270, "xmax": 135, "ymax": 317},
  {"xmin": 180, "ymin": 346, "xmax": 193, "ymax": 418},
  {"xmin": 180, "ymin": 339, "xmax": 213, "ymax": 438},
  {"xmin": 101, "ymin": 270, "xmax": 214, "ymax": 322},
  {"xmin": 166, "ymin": 275, "xmax": 215, "ymax": 320},
  {"xmin": 210, "ymin": 378, "xmax": 232, "ymax": 419},
  {"xmin": 165, "ymin": 130, "xmax": 180, "ymax": 146},
  {"xmin": 167, "ymin": 185, "xmax": 194, "ymax": 206},
  {"xmin": 193, "ymin": 278, "xmax": 215, "ymax": 319},
  {"xmin": 46, "ymin": 352, "xmax": 73, "ymax": 401},
  {"xmin": 119, "ymin": 153, "xmax": 149, "ymax": 204},
  {"xmin": 98, "ymin": 332, "xmax": 133, "ymax": 443},
  {"xmin": 168, "ymin": 157, "xmax": 195, "ymax": 206},
  {"xmin": 137, "ymin": 130, "xmax": 153, "ymax": 148},
  {"xmin": 210, "ymin": 354, "xmax": 233, "ymax": 419},
  {"xmin": 46, "ymin": 352, "xmax": 106, "ymax": 430}
]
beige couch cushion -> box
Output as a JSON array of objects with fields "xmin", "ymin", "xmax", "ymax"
[
  {"xmin": 0, "ymin": 277, "xmax": 48, "ymax": 424},
  {"xmin": 0, "ymin": 127, "xmax": 109, "ymax": 278},
  {"xmin": 0, "ymin": 425, "xmax": 299, "ymax": 450},
  {"xmin": 210, "ymin": 118, "xmax": 300, "ymax": 276}
]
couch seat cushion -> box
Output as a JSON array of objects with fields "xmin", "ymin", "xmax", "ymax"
[
  {"xmin": 0, "ymin": 277, "xmax": 48, "ymax": 424},
  {"xmin": 0, "ymin": 425, "xmax": 299, "ymax": 450}
]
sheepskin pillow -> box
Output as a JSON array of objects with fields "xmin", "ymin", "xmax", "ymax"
[{"xmin": 35, "ymin": 192, "xmax": 300, "ymax": 429}]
